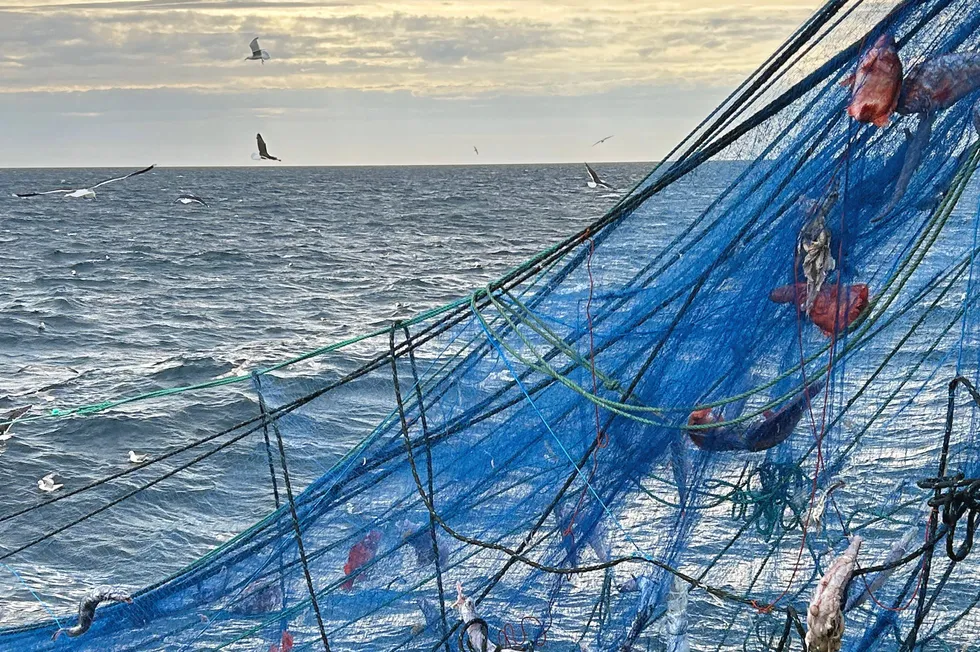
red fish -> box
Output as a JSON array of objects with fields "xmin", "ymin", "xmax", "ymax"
[
  {"xmin": 268, "ymin": 630, "xmax": 294, "ymax": 652},
  {"xmin": 844, "ymin": 34, "xmax": 902, "ymax": 127},
  {"xmin": 342, "ymin": 530, "xmax": 382, "ymax": 590},
  {"xmin": 769, "ymin": 283, "xmax": 869, "ymax": 336}
]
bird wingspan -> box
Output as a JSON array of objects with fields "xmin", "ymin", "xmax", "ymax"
[
  {"xmin": 175, "ymin": 194, "xmax": 209, "ymax": 207},
  {"xmin": 585, "ymin": 162, "xmax": 602, "ymax": 184},
  {"xmin": 14, "ymin": 189, "xmax": 74, "ymax": 197},
  {"xmin": 91, "ymin": 164, "xmax": 156, "ymax": 190}
]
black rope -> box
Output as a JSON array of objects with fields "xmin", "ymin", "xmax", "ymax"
[
  {"xmin": 267, "ymin": 398, "xmax": 331, "ymax": 651},
  {"xmin": 0, "ymin": 421, "xmax": 264, "ymax": 562},
  {"xmin": 254, "ymin": 373, "xmax": 283, "ymax": 510},
  {"xmin": 788, "ymin": 606, "xmax": 808, "ymax": 652},
  {"xmin": 917, "ymin": 472, "xmax": 980, "ymax": 562},
  {"xmin": 254, "ymin": 373, "xmax": 289, "ymax": 631},
  {"xmin": 905, "ymin": 376, "xmax": 979, "ymax": 650},
  {"xmin": 395, "ymin": 322, "xmax": 452, "ymax": 651}
]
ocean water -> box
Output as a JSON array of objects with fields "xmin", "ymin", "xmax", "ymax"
[
  {"xmin": 0, "ymin": 162, "xmax": 701, "ymax": 621},
  {"xmin": 2, "ymin": 159, "xmax": 979, "ymax": 649}
]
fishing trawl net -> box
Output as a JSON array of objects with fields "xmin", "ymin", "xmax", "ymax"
[{"xmin": 6, "ymin": 0, "xmax": 980, "ymax": 649}]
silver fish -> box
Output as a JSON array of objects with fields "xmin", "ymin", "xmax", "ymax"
[
  {"xmin": 52, "ymin": 586, "xmax": 132, "ymax": 640},
  {"xmin": 798, "ymin": 192, "xmax": 838, "ymax": 313},
  {"xmin": 454, "ymin": 582, "xmax": 487, "ymax": 652},
  {"xmin": 807, "ymin": 480, "xmax": 845, "ymax": 537},
  {"xmin": 873, "ymin": 113, "xmax": 935, "ymax": 223},
  {"xmin": 663, "ymin": 575, "xmax": 690, "ymax": 652},
  {"xmin": 806, "ymin": 536, "xmax": 862, "ymax": 652},
  {"xmin": 875, "ymin": 52, "xmax": 980, "ymax": 224},
  {"xmin": 897, "ymin": 53, "xmax": 980, "ymax": 115},
  {"xmin": 845, "ymin": 526, "xmax": 918, "ymax": 612}
]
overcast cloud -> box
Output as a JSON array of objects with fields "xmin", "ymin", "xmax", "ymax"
[{"xmin": 0, "ymin": 0, "xmax": 825, "ymax": 166}]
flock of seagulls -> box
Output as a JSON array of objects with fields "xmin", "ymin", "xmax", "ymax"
[
  {"xmin": 10, "ymin": 38, "xmax": 285, "ymax": 204},
  {"xmin": 10, "ymin": 35, "xmax": 617, "ymax": 203},
  {"xmin": 11, "ymin": 131, "xmax": 286, "ymax": 204},
  {"xmin": 0, "ymin": 405, "xmax": 149, "ymax": 493}
]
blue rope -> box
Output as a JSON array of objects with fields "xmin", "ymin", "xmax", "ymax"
[
  {"xmin": 1, "ymin": 563, "xmax": 63, "ymax": 632},
  {"xmin": 472, "ymin": 303, "xmax": 658, "ymax": 563}
]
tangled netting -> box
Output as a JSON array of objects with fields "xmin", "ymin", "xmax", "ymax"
[{"xmin": 8, "ymin": 0, "xmax": 980, "ymax": 649}]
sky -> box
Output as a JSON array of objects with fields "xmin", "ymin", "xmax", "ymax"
[{"xmin": 0, "ymin": 0, "xmax": 825, "ymax": 166}]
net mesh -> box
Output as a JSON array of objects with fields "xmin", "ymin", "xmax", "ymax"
[{"xmin": 5, "ymin": 0, "xmax": 980, "ymax": 650}]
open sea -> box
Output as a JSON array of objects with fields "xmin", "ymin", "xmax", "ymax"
[{"xmin": 0, "ymin": 162, "xmax": 696, "ymax": 622}]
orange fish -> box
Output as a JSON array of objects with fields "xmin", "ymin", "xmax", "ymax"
[
  {"xmin": 342, "ymin": 530, "xmax": 382, "ymax": 591},
  {"xmin": 268, "ymin": 630, "xmax": 294, "ymax": 652},
  {"xmin": 843, "ymin": 34, "xmax": 902, "ymax": 127},
  {"xmin": 769, "ymin": 283, "xmax": 869, "ymax": 336}
]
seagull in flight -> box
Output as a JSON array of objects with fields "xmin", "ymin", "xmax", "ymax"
[
  {"xmin": 38, "ymin": 473, "xmax": 63, "ymax": 492},
  {"xmin": 14, "ymin": 165, "xmax": 156, "ymax": 199},
  {"xmin": 473, "ymin": 146, "xmax": 479, "ymax": 156},
  {"xmin": 252, "ymin": 134, "xmax": 281, "ymax": 162},
  {"xmin": 0, "ymin": 405, "xmax": 31, "ymax": 442},
  {"xmin": 585, "ymin": 163, "xmax": 614, "ymax": 190},
  {"xmin": 245, "ymin": 38, "xmax": 271, "ymax": 64},
  {"xmin": 174, "ymin": 194, "xmax": 209, "ymax": 207},
  {"xmin": 591, "ymin": 135, "xmax": 614, "ymax": 147}
]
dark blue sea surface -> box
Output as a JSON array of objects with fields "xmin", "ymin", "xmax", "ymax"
[{"xmin": 0, "ymin": 163, "xmax": 714, "ymax": 621}]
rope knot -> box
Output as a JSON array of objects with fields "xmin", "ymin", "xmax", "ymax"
[{"xmin": 919, "ymin": 471, "xmax": 980, "ymax": 562}]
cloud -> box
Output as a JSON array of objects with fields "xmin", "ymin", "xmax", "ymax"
[
  {"xmin": 0, "ymin": 1, "xmax": 821, "ymax": 95},
  {"xmin": 0, "ymin": 0, "xmax": 832, "ymax": 165}
]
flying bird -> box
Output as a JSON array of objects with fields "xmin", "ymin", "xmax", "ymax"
[
  {"xmin": 252, "ymin": 134, "xmax": 281, "ymax": 162},
  {"xmin": 14, "ymin": 165, "xmax": 156, "ymax": 199},
  {"xmin": 174, "ymin": 194, "xmax": 209, "ymax": 207},
  {"xmin": 0, "ymin": 405, "xmax": 31, "ymax": 442},
  {"xmin": 37, "ymin": 473, "xmax": 63, "ymax": 492},
  {"xmin": 473, "ymin": 146, "xmax": 479, "ymax": 156},
  {"xmin": 128, "ymin": 451, "xmax": 148, "ymax": 464},
  {"xmin": 585, "ymin": 163, "xmax": 614, "ymax": 190},
  {"xmin": 591, "ymin": 135, "xmax": 614, "ymax": 147},
  {"xmin": 245, "ymin": 38, "xmax": 271, "ymax": 64}
]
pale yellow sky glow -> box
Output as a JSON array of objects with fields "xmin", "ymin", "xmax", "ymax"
[{"xmin": 0, "ymin": 0, "xmax": 827, "ymax": 165}]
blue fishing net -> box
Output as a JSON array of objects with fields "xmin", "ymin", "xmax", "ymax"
[{"xmin": 5, "ymin": 0, "xmax": 980, "ymax": 650}]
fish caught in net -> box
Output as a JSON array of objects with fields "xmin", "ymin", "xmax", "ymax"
[{"xmin": 6, "ymin": 0, "xmax": 980, "ymax": 650}]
